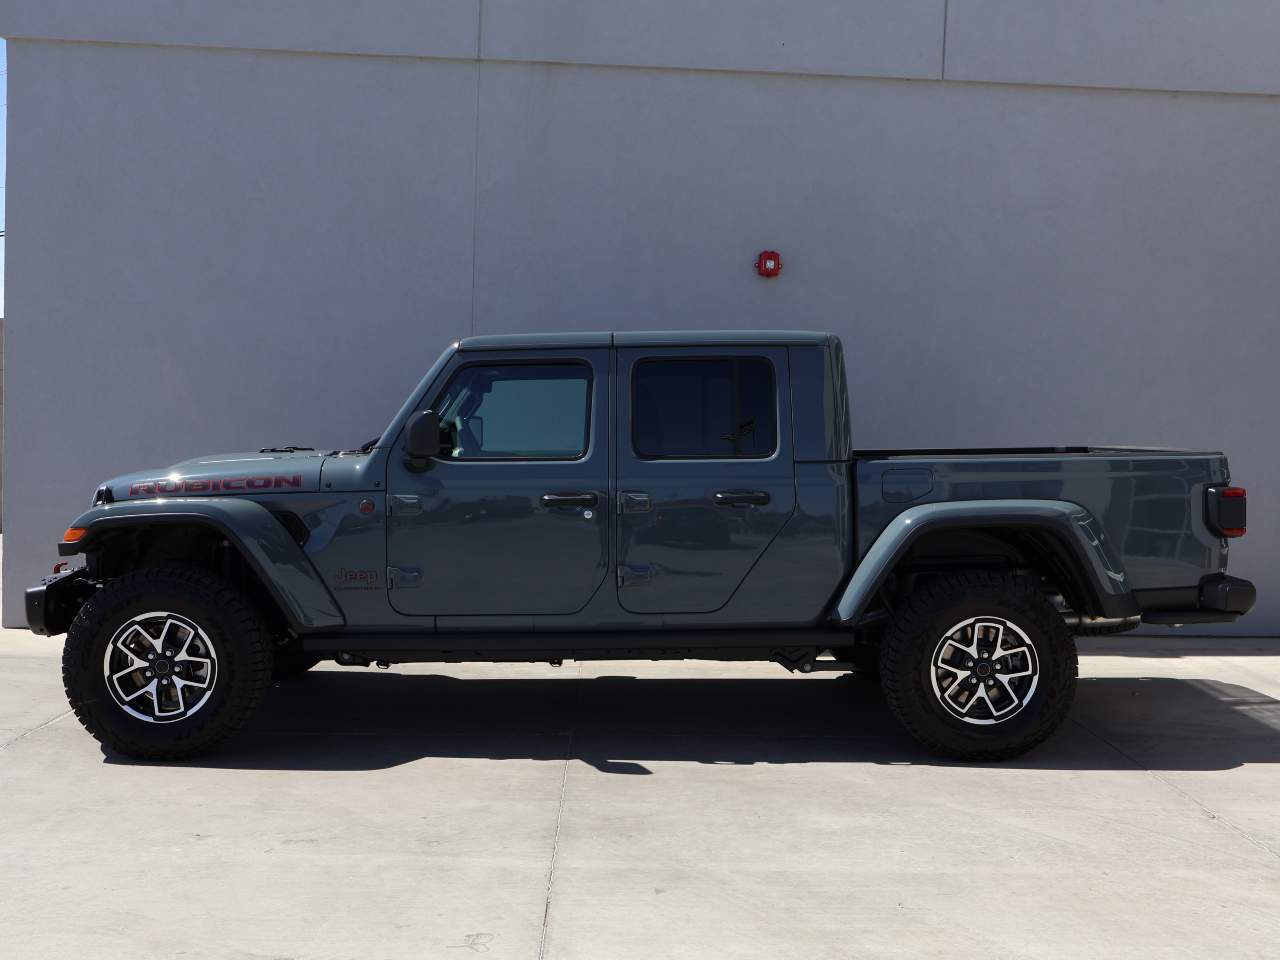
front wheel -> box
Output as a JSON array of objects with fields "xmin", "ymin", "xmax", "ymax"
[
  {"xmin": 880, "ymin": 572, "xmax": 1077, "ymax": 761},
  {"xmin": 62, "ymin": 567, "xmax": 273, "ymax": 760}
]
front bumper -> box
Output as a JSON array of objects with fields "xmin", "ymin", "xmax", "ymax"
[
  {"xmin": 25, "ymin": 568, "xmax": 93, "ymax": 636},
  {"xmin": 1140, "ymin": 573, "xmax": 1257, "ymax": 625}
]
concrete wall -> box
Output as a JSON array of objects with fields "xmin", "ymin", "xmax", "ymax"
[{"xmin": 3, "ymin": 3, "xmax": 1278, "ymax": 633}]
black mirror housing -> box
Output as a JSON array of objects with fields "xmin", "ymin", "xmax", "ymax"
[{"xmin": 404, "ymin": 410, "xmax": 445, "ymax": 468}]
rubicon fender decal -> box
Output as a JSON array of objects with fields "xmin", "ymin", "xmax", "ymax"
[{"xmin": 128, "ymin": 475, "xmax": 303, "ymax": 497}]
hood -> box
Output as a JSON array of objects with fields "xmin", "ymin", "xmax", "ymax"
[{"xmin": 103, "ymin": 450, "xmax": 326, "ymax": 502}]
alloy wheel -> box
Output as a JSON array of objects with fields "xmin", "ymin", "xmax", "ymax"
[
  {"xmin": 102, "ymin": 611, "xmax": 219, "ymax": 723},
  {"xmin": 929, "ymin": 616, "xmax": 1040, "ymax": 725}
]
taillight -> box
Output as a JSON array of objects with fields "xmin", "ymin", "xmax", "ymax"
[{"xmin": 1206, "ymin": 486, "xmax": 1247, "ymax": 538}]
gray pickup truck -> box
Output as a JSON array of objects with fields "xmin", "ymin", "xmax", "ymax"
[{"xmin": 28, "ymin": 331, "xmax": 1254, "ymax": 761}]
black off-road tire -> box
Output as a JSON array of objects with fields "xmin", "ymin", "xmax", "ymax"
[
  {"xmin": 272, "ymin": 650, "xmax": 324, "ymax": 681},
  {"xmin": 880, "ymin": 572, "xmax": 1077, "ymax": 761},
  {"xmin": 62, "ymin": 567, "xmax": 273, "ymax": 760}
]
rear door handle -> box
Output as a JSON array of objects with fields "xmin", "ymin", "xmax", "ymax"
[
  {"xmin": 541, "ymin": 491, "xmax": 598, "ymax": 508},
  {"xmin": 713, "ymin": 489, "xmax": 770, "ymax": 508}
]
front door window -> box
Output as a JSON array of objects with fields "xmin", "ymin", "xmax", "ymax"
[{"xmin": 435, "ymin": 363, "xmax": 591, "ymax": 460}]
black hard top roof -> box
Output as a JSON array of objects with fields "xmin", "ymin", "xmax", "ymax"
[{"xmin": 456, "ymin": 330, "xmax": 835, "ymax": 351}]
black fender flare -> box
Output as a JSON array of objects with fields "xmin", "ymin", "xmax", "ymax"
[
  {"xmin": 59, "ymin": 498, "xmax": 345, "ymax": 631},
  {"xmin": 834, "ymin": 499, "xmax": 1137, "ymax": 625}
]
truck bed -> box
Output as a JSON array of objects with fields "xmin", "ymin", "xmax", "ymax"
[{"xmin": 852, "ymin": 447, "xmax": 1232, "ymax": 596}]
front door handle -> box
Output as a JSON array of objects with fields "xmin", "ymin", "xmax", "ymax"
[
  {"xmin": 713, "ymin": 489, "xmax": 771, "ymax": 508},
  {"xmin": 541, "ymin": 491, "xmax": 598, "ymax": 508}
]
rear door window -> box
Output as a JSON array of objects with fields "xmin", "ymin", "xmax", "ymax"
[{"xmin": 632, "ymin": 357, "xmax": 776, "ymax": 459}]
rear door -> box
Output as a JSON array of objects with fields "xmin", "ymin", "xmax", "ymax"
[{"xmin": 615, "ymin": 346, "xmax": 796, "ymax": 614}]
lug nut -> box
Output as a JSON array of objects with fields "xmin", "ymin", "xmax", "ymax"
[
  {"xmin": 970, "ymin": 677, "xmax": 978, "ymax": 685},
  {"xmin": 145, "ymin": 670, "xmax": 153, "ymax": 678},
  {"xmin": 162, "ymin": 678, "xmax": 170, "ymax": 685},
  {"xmin": 980, "ymin": 651, "xmax": 988, "ymax": 659},
  {"xmin": 966, "ymin": 659, "xmax": 974, "ymax": 667},
  {"xmin": 147, "ymin": 652, "xmax": 155, "ymax": 660},
  {"xmin": 164, "ymin": 649, "xmax": 174, "ymax": 657},
  {"xmin": 987, "ymin": 679, "xmax": 995, "ymax": 687}
]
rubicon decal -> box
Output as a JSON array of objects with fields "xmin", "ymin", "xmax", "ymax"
[{"xmin": 129, "ymin": 475, "xmax": 304, "ymax": 496}]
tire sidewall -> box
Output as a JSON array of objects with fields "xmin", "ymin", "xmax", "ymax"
[
  {"xmin": 883, "ymin": 579, "xmax": 1077, "ymax": 757},
  {"xmin": 64, "ymin": 571, "xmax": 265, "ymax": 756}
]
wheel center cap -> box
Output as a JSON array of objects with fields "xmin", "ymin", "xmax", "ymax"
[
  {"xmin": 153, "ymin": 659, "xmax": 171, "ymax": 676},
  {"xmin": 975, "ymin": 661, "xmax": 992, "ymax": 678}
]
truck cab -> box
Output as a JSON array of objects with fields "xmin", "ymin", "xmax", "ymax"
[{"xmin": 376, "ymin": 330, "xmax": 849, "ymax": 630}]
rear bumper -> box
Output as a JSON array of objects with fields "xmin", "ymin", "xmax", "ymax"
[{"xmin": 1140, "ymin": 573, "xmax": 1256, "ymax": 625}]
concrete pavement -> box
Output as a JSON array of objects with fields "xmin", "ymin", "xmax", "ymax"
[{"xmin": 2, "ymin": 630, "xmax": 1279, "ymax": 959}]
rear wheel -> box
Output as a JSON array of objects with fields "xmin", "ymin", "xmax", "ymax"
[
  {"xmin": 880, "ymin": 572, "xmax": 1077, "ymax": 761},
  {"xmin": 62, "ymin": 567, "xmax": 272, "ymax": 760}
]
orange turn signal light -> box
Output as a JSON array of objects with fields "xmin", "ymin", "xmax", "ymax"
[{"xmin": 62, "ymin": 526, "xmax": 88, "ymax": 543}]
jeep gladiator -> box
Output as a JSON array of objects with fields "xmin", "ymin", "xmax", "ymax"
[{"xmin": 28, "ymin": 331, "xmax": 1256, "ymax": 760}]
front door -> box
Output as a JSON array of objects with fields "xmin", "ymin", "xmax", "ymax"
[
  {"xmin": 386, "ymin": 349, "xmax": 610, "ymax": 617},
  {"xmin": 615, "ymin": 346, "xmax": 796, "ymax": 614}
]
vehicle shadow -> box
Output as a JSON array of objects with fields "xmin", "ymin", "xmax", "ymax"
[
  {"xmin": 1078, "ymin": 636, "xmax": 1280, "ymax": 658},
  {"xmin": 107, "ymin": 669, "xmax": 1280, "ymax": 774}
]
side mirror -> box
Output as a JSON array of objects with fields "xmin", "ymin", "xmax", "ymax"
[{"xmin": 404, "ymin": 410, "xmax": 447, "ymax": 470}]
